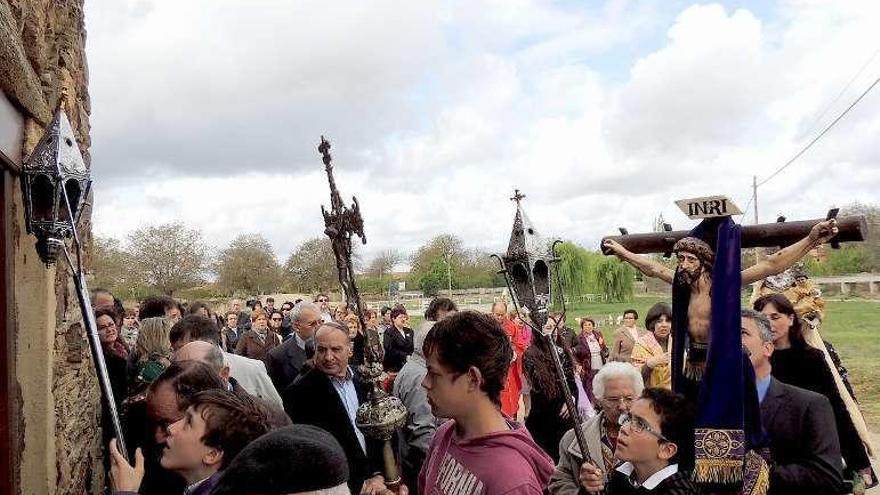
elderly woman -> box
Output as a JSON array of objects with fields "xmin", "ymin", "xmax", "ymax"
[
  {"xmin": 549, "ymin": 362, "xmax": 645, "ymax": 495},
  {"xmin": 630, "ymin": 302, "xmax": 673, "ymax": 390}
]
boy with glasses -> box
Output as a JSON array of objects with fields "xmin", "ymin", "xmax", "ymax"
[{"xmin": 579, "ymin": 388, "xmax": 698, "ymax": 494}]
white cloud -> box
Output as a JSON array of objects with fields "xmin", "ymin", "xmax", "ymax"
[{"xmin": 86, "ymin": 1, "xmax": 880, "ymax": 266}]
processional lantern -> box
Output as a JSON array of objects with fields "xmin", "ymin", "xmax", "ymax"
[
  {"xmin": 20, "ymin": 104, "xmax": 128, "ymax": 461},
  {"xmin": 493, "ymin": 189, "xmax": 554, "ymax": 328},
  {"xmin": 492, "ymin": 190, "xmax": 592, "ymax": 462},
  {"xmin": 21, "ymin": 105, "xmax": 92, "ymax": 264}
]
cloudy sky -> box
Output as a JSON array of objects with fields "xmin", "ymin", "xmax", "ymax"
[{"xmin": 84, "ymin": 0, "xmax": 880, "ymax": 266}]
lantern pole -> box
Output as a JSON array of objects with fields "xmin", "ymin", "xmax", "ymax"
[
  {"xmin": 61, "ymin": 168, "xmax": 129, "ymax": 460},
  {"xmin": 56, "ymin": 238, "xmax": 129, "ymax": 461}
]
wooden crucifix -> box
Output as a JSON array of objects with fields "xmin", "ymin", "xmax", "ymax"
[
  {"xmin": 600, "ymin": 195, "xmax": 868, "ymax": 487},
  {"xmin": 601, "ymin": 196, "xmax": 865, "ymax": 377}
]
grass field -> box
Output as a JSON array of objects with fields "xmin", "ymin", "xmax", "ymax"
[{"xmin": 407, "ymin": 295, "xmax": 880, "ymax": 429}]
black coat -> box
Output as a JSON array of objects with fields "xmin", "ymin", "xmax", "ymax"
[
  {"xmin": 761, "ymin": 377, "xmax": 844, "ymax": 495},
  {"xmin": 265, "ymin": 336, "xmax": 312, "ymax": 393},
  {"xmin": 221, "ymin": 326, "xmax": 242, "ymax": 353},
  {"xmin": 382, "ymin": 326, "xmax": 414, "ymax": 372},
  {"xmin": 771, "ymin": 346, "xmax": 869, "ymax": 473},
  {"xmin": 283, "ymin": 368, "xmax": 384, "ymax": 494}
]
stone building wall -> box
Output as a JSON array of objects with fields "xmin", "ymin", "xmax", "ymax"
[{"xmin": 0, "ymin": 0, "xmax": 102, "ymax": 493}]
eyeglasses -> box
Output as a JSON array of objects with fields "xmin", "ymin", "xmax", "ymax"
[
  {"xmin": 317, "ymin": 298, "xmax": 329, "ymax": 303},
  {"xmin": 618, "ymin": 412, "xmax": 670, "ymax": 443},
  {"xmin": 271, "ymin": 317, "xmax": 283, "ymax": 321},
  {"xmin": 602, "ymin": 396, "xmax": 635, "ymax": 406}
]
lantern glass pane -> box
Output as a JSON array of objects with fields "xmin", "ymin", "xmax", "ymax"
[
  {"xmin": 59, "ymin": 179, "xmax": 81, "ymax": 222},
  {"xmin": 31, "ymin": 175, "xmax": 55, "ymax": 222}
]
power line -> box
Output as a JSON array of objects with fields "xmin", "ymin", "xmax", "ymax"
[
  {"xmin": 801, "ymin": 48, "xmax": 880, "ymax": 138},
  {"xmin": 738, "ymin": 195, "xmax": 754, "ymax": 224},
  {"xmin": 757, "ymin": 74, "xmax": 880, "ymax": 187}
]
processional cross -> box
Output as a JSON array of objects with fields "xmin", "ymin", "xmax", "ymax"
[
  {"xmin": 600, "ymin": 194, "xmax": 867, "ymax": 489},
  {"xmin": 318, "ymin": 137, "xmax": 406, "ymax": 493}
]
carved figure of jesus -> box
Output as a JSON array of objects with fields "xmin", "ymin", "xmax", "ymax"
[{"xmin": 602, "ymin": 219, "xmax": 838, "ymax": 375}]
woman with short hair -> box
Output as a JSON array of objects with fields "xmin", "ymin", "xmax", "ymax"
[
  {"xmin": 573, "ymin": 317, "xmax": 609, "ymax": 404},
  {"xmin": 631, "ymin": 302, "xmax": 673, "ymax": 390},
  {"xmin": 235, "ymin": 309, "xmax": 281, "ymax": 362}
]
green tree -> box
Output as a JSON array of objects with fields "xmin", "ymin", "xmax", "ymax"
[
  {"xmin": 841, "ymin": 202, "xmax": 879, "ymax": 271},
  {"xmin": 408, "ymin": 235, "xmax": 503, "ymax": 291},
  {"xmin": 89, "ymin": 236, "xmax": 136, "ymax": 294},
  {"xmin": 410, "ymin": 234, "xmax": 464, "ymax": 277},
  {"xmin": 215, "ymin": 234, "xmax": 281, "ymax": 295},
  {"xmin": 418, "ymin": 259, "xmax": 449, "ymax": 297},
  {"xmin": 595, "ymin": 257, "xmax": 635, "ymax": 302},
  {"xmin": 283, "ymin": 237, "xmax": 338, "ymax": 293},
  {"xmin": 553, "ymin": 240, "xmax": 634, "ymax": 303},
  {"xmin": 127, "ymin": 222, "xmax": 209, "ymax": 296}
]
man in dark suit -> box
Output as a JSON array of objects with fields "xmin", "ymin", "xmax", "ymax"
[
  {"xmin": 740, "ymin": 309, "xmax": 843, "ymax": 495},
  {"xmin": 382, "ymin": 307, "xmax": 414, "ymax": 372},
  {"xmin": 283, "ymin": 321, "xmax": 386, "ymax": 495},
  {"xmin": 266, "ymin": 301, "xmax": 321, "ymax": 392}
]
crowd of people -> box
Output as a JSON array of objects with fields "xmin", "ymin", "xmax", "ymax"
[{"xmin": 87, "ymin": 286, "xmax": 875, "ymax": 495}]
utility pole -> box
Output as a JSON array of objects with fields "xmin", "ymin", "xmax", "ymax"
[
  {"xmin": 752, "ymin": 175, "xmax": 759, "ymax": 225},
  {"xmin": 753, "ymin": 175, "xmax": 760, "ymax": 264},
  {"xmin": 445, "ymin": 249, "xmax": 453, "ymax": 297}
]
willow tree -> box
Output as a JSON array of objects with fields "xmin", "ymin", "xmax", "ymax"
[
  {"xmin": 553, "ymin": 241, "xmax": 634, "ymax": 305},
  {"xmin": 594, "ymin": 257, "xmax": 635, "ymax": 302}
]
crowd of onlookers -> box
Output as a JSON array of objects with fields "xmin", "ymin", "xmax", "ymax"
[{"xmin": 89, "ymin": 288, "xmax": 875, "ymax": 495}]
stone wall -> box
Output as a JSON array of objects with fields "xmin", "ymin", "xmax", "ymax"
[{"xmin": 0, "ymin": 0, "xmax": 102, "ymax": 493}]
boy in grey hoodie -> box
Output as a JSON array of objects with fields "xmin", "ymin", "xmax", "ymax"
[{"xmin": 419, "ymin": 311, "xmax": 554, "ymax": 495}]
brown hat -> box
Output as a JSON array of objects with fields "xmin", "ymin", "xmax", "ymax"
[{"xmin": 672, "ymin": 236, "xmax": 714, "ymax": 268}]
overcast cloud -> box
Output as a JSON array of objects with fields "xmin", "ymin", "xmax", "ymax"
[{"xmin": 85, "ymin": 0, "xmax": 880, "ymax": 265}]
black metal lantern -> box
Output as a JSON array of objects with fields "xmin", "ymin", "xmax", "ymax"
[
  {"xmin": 21, "ymin": 105, "xmax": 92, "ymax": 264},
  {"xmin": 492, "ymin": 189, "xmax": 553, "ymax": 328},
  {"xmin": 20, "ymin": 104, "xmax": 128, "ymax": 461},
  {"xmin": 491, "ymin": 190, "xmax": 590, "ymax": 459}
]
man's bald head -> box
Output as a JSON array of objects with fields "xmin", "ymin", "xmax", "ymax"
[
  {"xmin": 314, "ymin": 321, "xmax": 351, "ymax": 341},
  {"xmin": 174, "ymin": 340, "xmax": 225, "ymax": 374}
]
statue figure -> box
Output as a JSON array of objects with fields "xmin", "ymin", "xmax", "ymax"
[{"xmin": 603, "ymin": 219, "xmax": 838, "ymax": 379}]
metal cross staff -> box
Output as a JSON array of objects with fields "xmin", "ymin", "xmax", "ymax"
[{"xmin": 318, "ymin": 136, "xmax": 406, "ymax": 493}]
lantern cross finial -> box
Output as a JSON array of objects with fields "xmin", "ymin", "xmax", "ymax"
[{"xmin": 510, "ymin": 189, "xmax": 526, "ymax": 205}]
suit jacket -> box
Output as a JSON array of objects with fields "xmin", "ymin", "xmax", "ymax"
[
  {"xmin": 283, "ymin": 368, "xmax": 384, "ymax": 494},
  {"xmin": 223, "ymin": 351, "xmax": 283, "ymax": 406},
  {"xmin": 265, "ymin": 335, "xmax": 312, "ymax": 392},
  {"xmin": 609, "ymin": 326, "xmax": 649, "ymax": 363},
  {"xmin": 383, "ymin": 326, "xmax": 414, "ymax": 372},
  {"xmin": 761, "ymin": 377, "xmax": 844, "ymax": 495}
]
